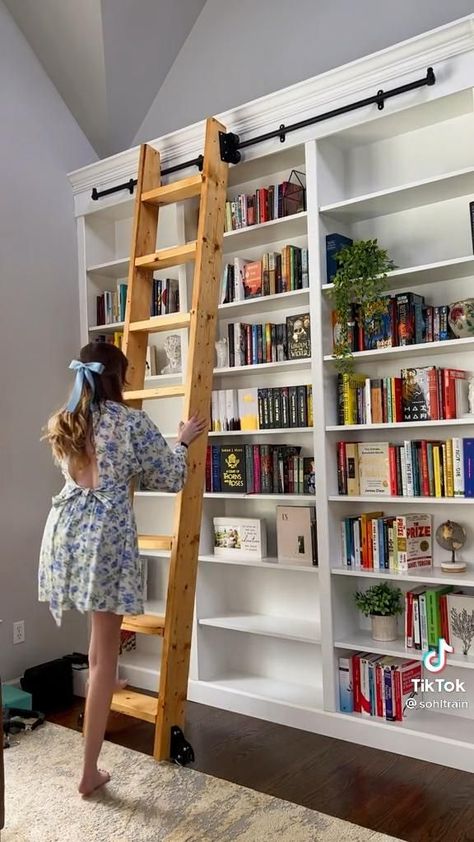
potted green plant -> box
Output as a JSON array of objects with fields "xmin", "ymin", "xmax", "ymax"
[
  {"xmin": 354, "ymin": 582, "xmax": 403, "ymax": 642},
  {"xmin": 329, "ymin": 239, "xmax": 395, "ymax": 374}
]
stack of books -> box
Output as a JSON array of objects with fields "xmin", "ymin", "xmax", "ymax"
[
  {"xmin": 151, "ymin": 278, "xmax": 179, "ymax": 316},
  {"xmin": 337, "ymin": 438, "xmax": 474, "ymax": 497},
  {"xmin": 340, "ymin": 512, "xmax": 432, "ymax": 571},
  {"xmin": 225, "ymin": 178, "xmax": 305, "ymax": 231},
  {"xmin": 337, "ymin": 367, "xmax": 470, "ymax": 425},
  {"xmin": 332, "ymin": 293, "xmax": 453, "ymax": 352},
  {"xmin": 221, "ymin": 247, "xmax": 309, "ymax": 302},
  {"xmin": 406, "ymin": 587, "xmax": 474, "ymax": 654},
  {"xmin": 339, "ymin": 652, "xmax": 421, "ymax": 720},
  {"xmin": 211, "ymin": 385, "xmax": 313, "ymax": 431},
  {"xmin": 96, "ymin": 283, "xmax": 127, "ymax": 326},
  {"xmin": 222, "ymin": 313, "xmax": 311, "ymax": 368},
  {"xmin": 206, "ymin": 444, "xmax": 315, "ymax": 495}
]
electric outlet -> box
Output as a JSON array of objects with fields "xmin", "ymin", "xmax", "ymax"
[{"xmin": 13, "ymin": 620, "xmax": 25, "ymax": 645}]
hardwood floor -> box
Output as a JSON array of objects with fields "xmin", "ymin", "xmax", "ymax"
[{"xmin": 49, "ymin": 698, "xmax": 474, "ymax": 842}]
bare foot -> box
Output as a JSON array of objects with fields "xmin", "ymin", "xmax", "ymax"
[
  {"xmin": 78, "ymin": 768, "xmax": 111, "ymax": 797},
  {"xmin": 86, "ymin": 678, "xmax": 128, "ymax": 693}
]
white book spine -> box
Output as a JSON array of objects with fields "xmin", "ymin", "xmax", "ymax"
[
  {"xmin": 364, "ymin": 378, "xmax": 372, "ymax": 425},
  {"xmin": 353, "ymin": 520, "xmax": 361, "ymax": 570},
  {"xmin": 211, "ymin": 391, "xmax": 220, "ymax": 431},
  {"xmin": 400, "ymin": 447, "xmax": 408, "ymax": 497},
  {"xmin": 413, "ymin": 597, "xmax": 421, "ymax": 648},
  {"xmin": 453, "ymin": 437, "xmax": 465, "ymax": 497},
  {"xmin": 419, "ymin": 593, "xmax": 428, "ymax": 651}
]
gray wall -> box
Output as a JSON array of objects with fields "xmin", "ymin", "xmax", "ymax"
[
  {"xmin": 134, "ymin": 0, "xmax": 474, "ymax": 144},
  {"xmin": 0, "ymin": 0, "xmax": 96, "ymax": 680}
]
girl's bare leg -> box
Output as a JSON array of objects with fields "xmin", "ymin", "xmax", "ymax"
[{"xmin": 79, "ymin": 611, "xmax": 123, "ymax": 796}]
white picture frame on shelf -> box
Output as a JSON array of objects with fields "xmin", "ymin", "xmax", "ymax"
[{"xmin": 213, "ymin": 517, "xmax": 267, "ymax": 559}]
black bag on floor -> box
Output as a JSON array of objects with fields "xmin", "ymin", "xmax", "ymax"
[{"xmin": 21, "ymin": 658, "xmax": 73, "ymax": 712}]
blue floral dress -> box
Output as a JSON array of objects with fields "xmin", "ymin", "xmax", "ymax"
[{"xmin": 39, "ymin": 401, "xmax": 187, "ymax": 625}]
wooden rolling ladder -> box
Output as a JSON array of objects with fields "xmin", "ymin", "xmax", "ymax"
[{"xmin": 111, "ymin": 117, "xmax": 228, "ymax": 761}]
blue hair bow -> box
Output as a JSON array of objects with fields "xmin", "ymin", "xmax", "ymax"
[{"xmin": 66, "ymin": 360, "xmax": 105, "ymax": 413}]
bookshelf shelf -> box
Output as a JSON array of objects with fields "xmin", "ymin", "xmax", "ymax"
[
  {"xmin": 334, "ymin": 631, "xmax": 474, "ymax": 671},
  {"xmin": 136, "ymin": 491, "xmax": 317, "ymax": 500},
  {"xmin": 214, "ymin": 358, "xmax": 311, "ymax": 376},
  {"xmin": 208, "ymin": 427, "xmax": 314, "ymax": 437},
  {"xmin": 324, "ymin": 336, "xmax": 474, "ymax": 364},
  {"xmin": 199, "ymin": 554, "xmax": 318, "ymax": 572},
  {"xmin": 89, "ymin": 321, "xmax": 125, "ymax": 334},
  {"xmin": 319, "ymin": 166, "xmax": 474, "ymax": 222},
  {"xmin": 331, "ymin": 566, "xmax": 474, "ymax": 587},
  {"xmin": 326, "ymin": 418, "xmax": 474, "ymax": 432},
  {"xmin": 73, "ymin": 44, "xmax": 474, "ymax": 772},
  {"xmin": 328, "ymin": 495, "xmax": 474, "ymax": 504},
  {"xmin": 190, "ymin": 674, "xmax": 323, "ymax": 712},
  {"xmin": 199, "ymin": 612, "xmax": 320, "ymax": 644},
  {"xmin": 87, "ymin": 256, "xmax": 129, "ymax": 278},
  {"xmin": 322, "ymin": 255, "xmax": 474, "ymax": 293},
  {"xmin": 219, "ymin": 288, "xmax": 309, "ymax": 319},
  {"xmin": 223, "ymin": 211, "xmax": 307, "ymax": 251}
]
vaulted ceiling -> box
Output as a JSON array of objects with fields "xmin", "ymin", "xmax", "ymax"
[{"xmin": 4, "ymin": 0, "xmax": 207, "ymax": 157}]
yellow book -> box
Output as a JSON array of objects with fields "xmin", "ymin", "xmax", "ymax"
[
  {"xmin": 307, "ymin": 386, "xmax": 313, "ymax": 427},
  {"xmin": 237, "ymin": 387, "xmax": 258, "ymax": 430},
  {"xmin": 341, "ymin": 373, "xmax": 367, "ymax": 425},
  {"xmin": 445, "ymin": 439, "xmax": 454, "ymax": 497},
  {"xmin": 113, "ymin": 331, "xmax": 123, "ymax": 349},
  {"xmin": 433, "ymin": 445, "xmax": 442, "ymax": 497}
]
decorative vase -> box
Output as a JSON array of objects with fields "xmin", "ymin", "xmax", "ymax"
[
  {"xmin": 448, "ymin": 299, "xmax": 474, "ymax": 339},
  {"xmin": 370, "ymin": 614, "xmax": 398, "ymax": 642}
]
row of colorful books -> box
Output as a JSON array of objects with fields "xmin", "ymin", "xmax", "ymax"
[
  {"xmin": 337, "ymin": 367, "xmax": 469, "ymax": 425},
  {"xmin": 340, "ymin": 512, "xmax": 432, "ymax": 571},
  {"xmin": 405, "ymin": 586, "xmax": 473, "ymax": 654},
  {"xmin": 211, "ymin": 385, "xmax": 314, "ymax": 431},
  {"xmin": 206, "ymin": 444, "xmax": 315, "ymax": 495},
  {"xmin": 151, "ymin": 278, "xmax": 179, "ymax": 316},
  {"xmin": 339, "ymin": 652, "xmax": 421, "ymax": 720},
  {"xmin": 222, "ymin": 313, "xmax": 311, "ymax": 368},
  {"xmin": 332, "ymin": 294, "xmax": 453, "ymax": 353},
  {"xmin": 96, "ymin": 283, "xmax": 127, "ymax": 326},
  {"xmin": 220, "ymin": 247, "xmax": 309, "ymax": 303},
  {"xmin": 337, "ymin": 439, "xmax": 474, "ymax": 497},
  {"xmin": 225, "ymin": 178, "xmax": 305, "ymax": 232}
]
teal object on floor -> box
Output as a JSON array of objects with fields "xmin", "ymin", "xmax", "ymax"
[{"xmin": 2, "ymin": 684, "xmax": 32, "ymax": 711}]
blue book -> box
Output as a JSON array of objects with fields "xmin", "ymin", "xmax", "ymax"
[
  {"xmin": 338, "ymin": 656, "xmax": 354, "ymax": 713},
  {"xmin": 326, "ymin": 233, "xmax": 353, "ymax": 284},
  {"xmin": 384, "ymin": 665, "xmax": 395, "ymax": 721},
  {"xmin": 463, "ymin": 438, "xmax": 474, "ymax": 496},
  {"xmin": 252, "ymin": 324, "xmax": 258, "ymax": 364},
  {"xmin": 377, "ymin": 518, "xmax": 385, "ymax": 570}
]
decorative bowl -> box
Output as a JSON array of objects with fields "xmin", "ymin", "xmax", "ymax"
[{"xmin": 448, "ymin": 299, "xmax": 474, "ymax": 339}]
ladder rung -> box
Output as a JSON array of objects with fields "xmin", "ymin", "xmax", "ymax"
[
  {"xmin": 142, "ymin": 174, "xmax": 203, "ymax": 206},
  {"xmin": 122, "ymin": 614, "xmax": 165, "ymax": 636},
  {"xmin": 138, "ymin": 534, "xmax": 173, "ymax": 551},
  {"xmin": 111, "ymin": 689, "xmax": 158, "ymax": 723},
  {"xmin": 135, "ymin": 241, "xmax": 196, "ymax": 271},
  {"xmin": 124, "ymin": 385, "xmax": 186, "ymax": 401},
  {"xmin": 130, "ymin": 312, "xmax": 191, "ymax": 334}
]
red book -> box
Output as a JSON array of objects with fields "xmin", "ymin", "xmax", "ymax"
[
  {"xmin": 443, "ymin": 369, "xmax": 469, "ymax": 419},
  {"xmin": 427, "ymin": 368, "xmax": 440, "ymax": 420},
  {"xmin": 393, "ymin": 661, "xmax": 421, "ymax": 721},
  {"xmin": 259, "ymin": 188, "xmax": 269, "ymax": 223},
  {"xmin": 352, "ymin": 653, "xmax": 365, "ymax": 713},
  {"xmin": 253, "ymin": 445, "xmax": 262, "ymax": 494},
  {"xmin": 245, "ymin": 324, "xmax": 252, "ymax": 365},
  {"xmin": 393, "ymin": 377, "xmax": 404, "ymax": 422},
  {"xmin": 389, "ymin": 445, "xmax": 398, "ymax": 495},
  {"xmin": 337, "ymin": 441, "xmax": 347, "ymax": 495},
  {"xmin": 420, "ymin": 440, "xmax": 430, "ymax": 496},
  {"xmin": 439, "ymin": 594, "xmax": 450, "ymax": 644}
]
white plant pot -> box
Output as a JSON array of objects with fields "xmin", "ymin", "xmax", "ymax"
[{"xmin": 370, "ymin": 614, "xmax": 398, "ymax": 642}]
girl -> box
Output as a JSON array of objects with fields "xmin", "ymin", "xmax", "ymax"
[{"xmin": 39, "ymin": 342, "xmax": 206, "ymax": 796}]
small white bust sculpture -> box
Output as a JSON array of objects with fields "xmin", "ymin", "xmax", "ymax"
[
  {"xmin": 215, "ymin": 337, "xmax": 229, "ymax": 369},
  {"xmin": 161, "ymin": 334, "xmax": 182, "ymax": 374}
]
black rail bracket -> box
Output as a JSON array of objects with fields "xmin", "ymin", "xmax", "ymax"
[
  {"xmin": 279, "ymin": 124, "xmax": 286, "ymax": 143},
  {"xmin": 377, "ymin": 90, "xmax": 385, "ymax": 111},
  {"xmin": 170, "ymin": 725, "xmax": 195, "ymax": 766},
  {"xmin": 219, "ymin": 131, "xmax": 241, "ymax": 165}
]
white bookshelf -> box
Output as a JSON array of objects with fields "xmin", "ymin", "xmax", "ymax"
[{"xmin": 70, "ymin": 15, "xmax": 474, "ymax": 773}]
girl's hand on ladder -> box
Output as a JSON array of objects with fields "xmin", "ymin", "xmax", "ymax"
[{"xmin": 177, "ymin": 415, "xmax": 208, "ymax": 446}]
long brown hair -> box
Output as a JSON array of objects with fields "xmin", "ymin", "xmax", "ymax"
[{"xmin": 45, "ymin": 342, "xmax": 128, "ymax": 468}]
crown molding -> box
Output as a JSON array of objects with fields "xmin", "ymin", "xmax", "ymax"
[{"xmin": 69, "ymin": 14, "xmax": 474, "ymax": 202}]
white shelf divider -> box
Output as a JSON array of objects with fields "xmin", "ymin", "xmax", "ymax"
[
  {"xmin": 199, "ymin": 612, "xmax": 320, "ymax": 644},
  {"xmin": 324, "ymin": 337, "xmax": 474, "ymax": 364},
  {"xmin": 322, "ymin": 255, "xmax": 474, "ymax": 293}
]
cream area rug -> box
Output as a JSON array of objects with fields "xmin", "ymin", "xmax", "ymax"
[{"xmin": 3, "ymin": 723, "xmax": 403, "ymax": 842}]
